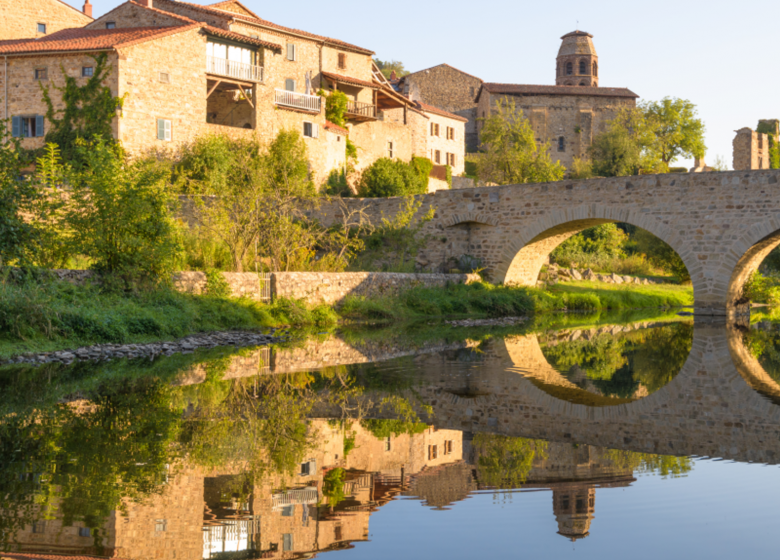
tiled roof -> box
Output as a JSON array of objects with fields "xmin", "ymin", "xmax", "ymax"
[
  {"xmin": 324, "ymin": 120, "xmax": 348, "ymax": 135},
  {"xmin": 321, "ymin": 71, "xmax": 378, "ymax": 90},
  {"xmin": 415, "ymin": 101, "xmax": 469, "ymax": 123},
  {"xmin": 477, "ymin": 83, "xmax": 639, "ymax": 101},
  {"xmin": 101, "ymin": 0, "xmax": 199, "ymax": 25},
  {"xmin": 155, "ymin": 0, "xmax": 374, "ymax": 54},
  {"xmin": 203, "ymin": 25, "xmax": 281, "ymax": 50},
  {"xmin": 0, "ymin": 25, "xmax": 199, "ymax": 55},
  {"xmin": 208, "ymin": 0, "xmax": 262, "ymax": 19}
]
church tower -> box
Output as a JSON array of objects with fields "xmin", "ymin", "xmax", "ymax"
[{"xmin": 556, "ymin": 31, "xmax": 598, "ymax": 87}]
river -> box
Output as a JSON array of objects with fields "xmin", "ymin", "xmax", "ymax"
[{"xmin": 2, "ymin": 309, "xmax": 780, "ymax": 559}]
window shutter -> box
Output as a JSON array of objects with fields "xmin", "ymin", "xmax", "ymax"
[
  {"xmin": 157, "ymin": 119, "xmax": 164, "ymax": 140},
  {"xmin": 11, "ymin": 116, "xmax": 20, "ymax": 138},
  {"xmin": 312, "ymin": 123, "xmax": 319, "ymax": 138},
  {"xmin": 164, "ymin": 120, "xmax": 172, "ymax": 141},
  {"xmin": 36, "ymin": 115, "xmax": 44, "ymax": 137}
]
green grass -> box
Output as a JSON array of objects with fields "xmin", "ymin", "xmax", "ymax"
[
  {"xmin": 0, "ymin": 278, "xmax": 337, "ymax": 359},
  {"xmin": 549, "ymin": 280, "xmax": 693, "ymax": 310}
]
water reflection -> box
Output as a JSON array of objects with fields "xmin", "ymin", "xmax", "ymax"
[{"xmin": 2, "ymin": 312, "xmax": 780, "ymax": 558}]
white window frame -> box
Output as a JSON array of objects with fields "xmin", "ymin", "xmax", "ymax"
[
  {"xmin": 303, "ymin": 121, "xmax": 318, "ymax": 139},
  {"xmin": 157, "ymin": 118, "xmax": 172, "ymax": 142},
  {"xmin": 286, "ymin": 43, "xmax": 297, "ymax": 61}
]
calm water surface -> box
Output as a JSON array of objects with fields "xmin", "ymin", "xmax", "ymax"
[{"xmin": 2, "ymin": 311, "xmax": 780, "ymax": 559}]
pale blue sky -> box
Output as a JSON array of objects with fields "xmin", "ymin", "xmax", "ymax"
[{"xmin": 69, "ymin": 0, "xmax": 780, "ymax": 169}]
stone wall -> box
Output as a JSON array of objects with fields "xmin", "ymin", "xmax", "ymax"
[
  {"xmin": 86, "ymin": 1, "xmax": 186, "ymax": 29},
  {"xmin": 476, "ymin": 91, "xmax": 636, "ymax": 168},
  {"xmin": 733, "ymin": 127, "xmax": 771, "ymax": 170},
  {"xmin": 0, "ymin": 0, "xmax": 92, "ymax": 41}
]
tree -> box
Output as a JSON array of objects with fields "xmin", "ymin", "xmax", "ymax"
[
  {"xmin": 641, "ymin": 97, "xmax": 706, "ymax": 167},
  {"xmin": 477, "ymin": 97, "xmax": 565, "ymax": 185},
  {"xmin": 373, "ymin": 58, "xmax": 408, "ymax": 80},
  {"xmin": 41, "ymin": 53, "xmax": 125, "ymax": 165},
  {"xmin": 589, "ymin": 107, "xmax": 661, "ymax": 177},
  {"xmin": 357, "ymin": 157, "xmax": 431, "ymax": 197}
]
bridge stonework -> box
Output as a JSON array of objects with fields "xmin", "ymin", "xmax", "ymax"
[{"xmin": 316, "ymin": 170, "xmax": 780, "ymax": 313}]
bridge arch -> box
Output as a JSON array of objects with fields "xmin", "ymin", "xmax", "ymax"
[
  {"xmin": 491, "ymin": 205, "xmax": 699, "ymax": 295},
  {"xmin": 725, "ymin": 218, "xmax": 780, "ymax": 306}
]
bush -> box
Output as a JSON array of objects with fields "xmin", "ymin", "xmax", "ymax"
[
  {"xmin": 358, "ymin": 157, "xmax": 430, "ymax": 197},
  {"xmin": 563, "ymin": 292, "xmax": 601, "ymax": 310},
  {"xmin": 322, "ymin": 169, "xmax": 351, "ymax": 197}
]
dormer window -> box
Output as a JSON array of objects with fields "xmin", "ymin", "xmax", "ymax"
[{"xmin": 106, "ymin": 22, "xmax": 116, "ymax": 29}]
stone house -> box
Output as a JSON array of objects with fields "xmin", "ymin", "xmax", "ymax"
[
  {"xmin": 732, "ymin": 122, "xmax": 776, "ymax": 170},
  {"xmin": 475, "ymin": 31, "xmax": 638, "ymax": 170},
  {"xmin": 0, "ymin": 0, "xmax": 93, "ymax": 41},
  {"xmin": 397, "ymin": 63, "xmax": 483, "ymax": 152}
]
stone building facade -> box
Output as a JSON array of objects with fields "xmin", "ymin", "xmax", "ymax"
[
  {"xmin": 397, "ymin": 63, "xmax": 483, "ymax": 152},
  {"xmin": 0, "ymin": 0, "xmax": 453, "ymax": 188},
  {"xmin": 733, "ymin": 126, "xmax": 771, "ymax": 170},
  {"xmin": 0, "ymin": 0, "xmax": 93, "ymax": 41}
]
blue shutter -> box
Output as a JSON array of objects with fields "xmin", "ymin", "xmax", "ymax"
[
  {"xmin": 11, "ymin": 116, "xmax": 20, "ymax": 138},
  {"xmin": 36, "ymin": 115, "xmax": 44, "ymax": 137}
]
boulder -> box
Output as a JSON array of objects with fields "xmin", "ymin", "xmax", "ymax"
[
  {"xmin": 642, "ymin": 278, "xmax": 650, "ymax": 285},
  {"xmin": 622, "ymin": 275, "xmax": 633, "ymax": 283},
  {"xmin": 570, "ymin": 268, "xmax": 583, "ymax": 281},
  {"xmin": 583, "ymin": 268, "xmax": 596, "ymax": 281},
  {"xmin": 611, "ymin": 273, "xmax": 623, "ymax": 284}
]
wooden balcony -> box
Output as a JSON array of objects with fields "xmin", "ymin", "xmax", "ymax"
[
  {"xmin": 345, "ymin": 100, "xmax": 377, "ymax": 121},
  {"xmin": 206, "ymin": 56, "xmax": 263, "ymax": 83},
  {"xmin": 274, "ymin": 88, "xmax": 321, "ymax": 113}
]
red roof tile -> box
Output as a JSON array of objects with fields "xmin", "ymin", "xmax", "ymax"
[
  {"xmin": 154, "ymin": 0, "xmax": 374, "ymax": 54},
  {"xmin": 208, "ymin": 0, "xmax": 262, "ymax": 19},
  {"xmin": 97, "ymin": 0, "xmax": 199, "ymax": 26},
  {"xmin": 321, "ymin": 71, "xmax": 378, "ymax": 90},
  {"xmin": 0, "ymin": 25, "xmax": 199, "ymax": 55},
  {"xmin": 324, "ymin": 120, "xmax": 348, "ymax": 135},
  {"xmin": 415, "ymin": 101, "xmax": 469, "ymax": 123},
  {"xmin": 477, "ymin": 83, "xmax": 639, "ymax": 101},
  {"xmin": 203, "ymin": 25, "xmax": 281, "ymax": 50}
]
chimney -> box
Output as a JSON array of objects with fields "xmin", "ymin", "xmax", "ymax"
[
  {"xmin": 83, "ymin": 0, "xmax": 92, "ymax": 17},
  {"xmin": 138, "ymin": 0, "xmax": 154, "ymax": 7}
]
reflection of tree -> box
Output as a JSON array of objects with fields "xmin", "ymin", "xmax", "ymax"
[
  {"xmin": 604, "ymin": 449, "xmax": 693, "ymax": 478},
  {"xmin": 472, "ymin": 434, "xmax": 548, "ymax": 489},
  {"xmin": 743, "ymin": 329, "xmax": 780, "ymax": 383},
  {"xmin": 541, "ymin": 323, "xmax": 693, "ymax": 399}
]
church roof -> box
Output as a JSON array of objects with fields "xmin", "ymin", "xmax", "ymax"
[{"xmin": 476, "ymin": 83, "xmax": 638, "ymax": 102}]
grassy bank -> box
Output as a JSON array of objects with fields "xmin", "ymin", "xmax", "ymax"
[
  {"xmin": 549, "ymin": 280, "xmax": 693, "ymax": 309},
  {"xmin": 0, "ymin": 278, "xmax": 337, "ymax": 359}
]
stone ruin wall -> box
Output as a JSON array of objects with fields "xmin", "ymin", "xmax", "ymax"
[{"xmin": 733, "ymin": 127, "xmax": 770, "ymax": 170}]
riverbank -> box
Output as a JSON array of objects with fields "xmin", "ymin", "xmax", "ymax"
[{"xmin": 0, "ymin": 276, "xmax": 692, "ymax": 360}]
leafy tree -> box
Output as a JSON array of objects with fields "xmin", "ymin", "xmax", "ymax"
[
  {"xmin": 472, "ymin": 435, "xmax": 548, "ymax": 489},
  {"xmin": 641, "ymin": 97, "xmax": 706, "ymax": 167},
  {"xmin": 39, "ymin": 139, "xmax": 182, "ymax": 282},
  {"xmin": 589, "ymin": 107, "xmax": 661, "ymax": 177},
  {"xmin": 40, "ymin": 53, "xmax": 125, "ymax": 164},
  {"xmin": 631, "ymin": 227, "xmax": 690, "ymax": 282},
  {"xmin": 553, "ymin": 223, "xmax": 628, "ymax": 262},
  {"xmin": 358, "ymin": 157, "xmax": 430, "ymax": 197},
  {"xmin": 477, "ymin": 97, "xmax": 565, "ymax": 185},
  {"xmin": 373, "ymin": 58, "xmax": 409, "ymax": 80},
  {"xmin": 324, "ymin": 90, "xmax": 349, "ymax": 127}
]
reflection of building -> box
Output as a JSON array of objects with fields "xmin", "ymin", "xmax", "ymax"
[{"xmin": 552, "ymin": 486, "xmax": 595, "ymax": 540}]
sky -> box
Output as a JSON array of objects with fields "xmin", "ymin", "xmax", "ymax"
[{"xmin": 68, "ymin": 0, "xmax": 780, "ymax": 169}]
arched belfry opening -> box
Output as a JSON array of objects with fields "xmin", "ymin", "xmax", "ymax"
[{"xmin": 556, "ymin": 31, "xmax": 598, "ymax": 87}]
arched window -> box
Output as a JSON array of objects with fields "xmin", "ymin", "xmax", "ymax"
[
  {"xmin": 579, "ymin": 60, "xmax": 587, "ymax": 75},
  {"xmin": 566, "ymin": 62, "xmax": 573, "ymax": 75},
  {"xmin": 558, "ymin": 136, "xmax": 565, "ymax": 152},
  {"xmin": 593, "ymin": 62, "xmax": 598, "ymax": 77},
  {"xmin": 579, "ymin": 81, "xmax": 586, "ymax": 86}
]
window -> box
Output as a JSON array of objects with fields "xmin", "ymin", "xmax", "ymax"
[
  {"xmin": 469, "ymin": 86, "xmax": 475, "ymax": 98},
  {"xmin": 566, "ymin": 62, "xmax": 573, "ymax": 75},
  {"xmin": 430, "ymin": 122, "xmax": 440, "ymax": 137},
  {"xmin": 446, "ymin": 126, "xmax": 455, "ymax": 140},
  {"xmin": 79, "ymin": 527, "xmax": 91, "ymax": 537},
  {"xmin": 338, "ymin": 53, "xmax": 346, "ymax": 69},
  {"xmin": 335, "ymin": 525, "xmax": 343, "ymax": 541},
  {"xmin": 283, "ymin": 533, "xmax": 293, "ymax": 551},
  {"xmin": 37, "ymin": 23, "xmax": 46, "ymax": 34},
  {"xmin": 155, "ymin": 519, "xmax": 167, "ymax": 533},
  {"xmin": 82, "ymin": 66, "xmax": 94, "ymax": 78},
  {"xmin": 428, "ymin": 445, "xmax": 438, "ymax": 460},
  {"xmin": 593, "ymin": 61, "xmax": 598, "ymax": 77},
  {"xmin": 579, "ymin": 60, "xmax": 587, "ymax": 74},
  {"xmin": 281, "ymin": 505, "xmax": 294, "ymax": 517},
  {"xmin": 558, "ymin": 136, "xmax": 565, "ymax": 152},
  {"xmin": 286, "ymin": 43, "xmax": 296, "ymax": 61},
  {"xmin": 11, "ymin": 116, "xmax": 44, "ymax": 138},
  {"xmin": 387, "ymin": 140, "xmax": 393, "ymax": 158},
  {"xmin": 158, "ymin": 71, "xmax": 170, "ymax": 83},
  {"xmin": 384, "ymin": 436, "xmax": 391, "ymax": 452},
  {"xmin": 106, "ymin": 21, "xmax": 116, "ymax": 29},
  {"xmin": 34, "ymin": 68, "xmax": 47, "ymax": 81},
  {"xmin": 156, "ymin": 118, "xmax": 172, "ymax": 141},
  {"xmin": 434, "ymin": 150, "xmax": 441, "ymax": 164},
  {"xmin": 445, "ymin": 440, "xmax": 454, "ymax": 454},
  {"xmin": 285, "ymin": 78, "xmax": 296, "ymax": 92},
  {"xmin": 303, "ymin": 122, "xmax": 319, "ymax": 138},
  {"xmin": 32, "ymin": 521, "xmax": 46, "ymax": 534},
  {"xmin": 447, "ymin": 153, "xmax": 456, "ymax": 166},
  {"xmin": 300, "ymin": 459, "xmax": 316, "ymax": 475}
]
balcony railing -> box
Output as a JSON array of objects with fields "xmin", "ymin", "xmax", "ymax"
[
  {"xmin": 345, "ymin": 100, "xmax": 376, "ymax": 119},
  {"xmin": 274, "ymin": 88, "xmax": 321, "ymax": 112},
  {"xmin": 207, "ymin": 55, "xmax": 263, "ymax": 82}
]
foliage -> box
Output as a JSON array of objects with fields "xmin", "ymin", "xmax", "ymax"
[
  {"xmin": 322, "ymin": 468, "xmax": 347, "ymax": 507},
  {"xmin": 641, "ymin": 97, "xmax": 706, "ymax": 166},
  {"xmin": 324, "ymin": 90, "xmax": 349, "ymax": 128},
  {"xmin": 548, "ymin": 281, "xmax": 693, "ymax": 310},
  {"xmin": 445, "ymin": 164, "xmax": 453, "ymax": 188},
  {"xmin": 472, "ymin": 434, "xmax": 548, "ymax": 489},
  {"xmin": 756, "ymin": 121, "xmax": 780, "ymax": 169},
  {"xmin": 205, "ymin": 268, "xmax": 230, "ymax": 297},
  {"xmin": 40, "ymin": 53, "xmax": 125, "ymax": 165},
  {"xmin": 477, "ymin": 98, "xmax": 565, "ymax": 185},
  {"xmin": 373, "ymin": 58, "xmax": 409, "ymax": 79},
  {"xmin": 357, "ymin": 157, "xmax": 430, "ymax": 197},
  {"xmin": 0, "ymin": 123, "xmax": 46, "ymax": 266},
  {"xmin": 360, "ymin": 419, "xmax": 428, "ymax": 439},
  {"xmin": 39, "ymin": 139, "xmax": 182, "ymax": 283},
  {"xmin": 569, "ymin": 156, "xmax": 594, "ymax": 179},
  {"xmin": 604, "ymin": 449, "xmax": 693, "ymax": 478},
  {"xmin": 742, "ymin": 270, "xmax": 780, "ymax": 304},
  {"xmin": 710, "ymin": 155, "xmax": 729, "ymax": 171},
  {"xmin": 323, "ymin": 168, "xmax": 352, "ymax": 197},
  {"xmin": 553, "ymin": 224, "xmax": 628, "ymax": 262},
  {"xmin": 630, "ymin": 228, "xmax": 690, "ymax": 282}
]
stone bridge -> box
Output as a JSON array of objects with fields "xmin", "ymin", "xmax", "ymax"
[{"xmin": 316, "ymin": 170, "xmax": 780, "ymax": 313}]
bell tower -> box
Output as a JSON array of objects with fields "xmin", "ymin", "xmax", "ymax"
[{"xmin": 556, "ymin": 31, "xmax": 598, "ymax": 87}]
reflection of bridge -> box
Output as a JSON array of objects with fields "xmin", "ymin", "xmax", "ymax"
[{"xmin": 315, "ymin": 170, "xmax": 780, "ymax": 312}]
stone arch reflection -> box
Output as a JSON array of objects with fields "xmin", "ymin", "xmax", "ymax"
[
  {"xmin": 727, "ymin": 323, "xmax": 780, "ymax": 406},
  {"xmin": 502, "ymin": 321, "xmax": 694, "ymax": 408}
]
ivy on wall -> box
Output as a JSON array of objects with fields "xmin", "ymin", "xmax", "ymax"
[{"xmin": 757, "ymin": 121, "xmax": 780, "ymax": 169}]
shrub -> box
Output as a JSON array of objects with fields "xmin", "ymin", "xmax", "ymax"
[
  {"xmin": 357, "ymin": 157, "xmax": 429, "ymax": 197},
  {"xmin": 323, "ymin": 169, "xmax": 351, "ymax": 197},
  {"xmin": 563, "ymin": 292, "xmax": 601, "ymax": 310}
]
